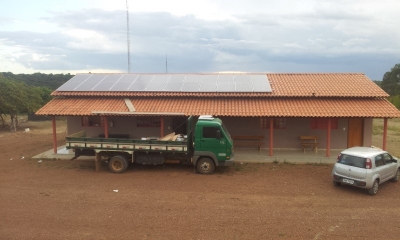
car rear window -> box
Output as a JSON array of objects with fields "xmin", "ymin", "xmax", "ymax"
[{"xmin": 338, "ymin": 154, "xmax": 366, "ymax": 168}]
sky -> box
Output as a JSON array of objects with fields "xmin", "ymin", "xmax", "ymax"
[{"xmin": 0, "ymin": 0, "xmax": 399, "ymax": 80}]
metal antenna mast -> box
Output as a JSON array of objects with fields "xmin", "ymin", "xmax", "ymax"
[{"xmin": 126, "ymin": 0, "xmax": 131, "ymax": 73}]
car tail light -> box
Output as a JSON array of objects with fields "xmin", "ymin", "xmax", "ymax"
[
  {"xmin": 366, "ymin": 158, "xmax": 372, "ymax": 169},
  {"xmin": 337, "ymin": 154, "xmax": 341, "ymax": 162}
]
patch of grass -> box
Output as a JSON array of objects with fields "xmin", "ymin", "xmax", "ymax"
[
  {"xmin": 283, "ymin": 159, "xmax": 294, "ymax": 165},
  {"xmin": 272, "ymin": 159, "xmax": 279, "ymax": 164},
  {"xmin": 373, "ymin": 125, "xmax": 383, "ymax": 135}
]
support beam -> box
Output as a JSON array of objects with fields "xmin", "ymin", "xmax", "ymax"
[
  {"xmin": 269, "ymin": 118, "xmax": 273, "ymax": 156},
  {"xmin": 95, "ymin": 153, "xmax": 101, "ymax": 172},
  {"xmin": 383, "ymin": 118, "xmax": 388, "ymax": 150},
  {"xmin": 326, "ymin": 118, "xmax": 331, "ymax": 157},
  {"xmin": 104, "ymin": 116, "xmax": 109, "ymax": 138},
  {"xmin": 160, "ymin": 117, "xmax": 164, "ymax": 137},
  {"xmin": 52, "ymin": 116, "xmax": 57, "ymax": 154}
]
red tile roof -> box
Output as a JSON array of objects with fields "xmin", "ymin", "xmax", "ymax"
[
  {"xmin": 51, "ymin": 73, "xmax": 388, "ymax": 98},
  {"xmin": 36, "ymin": 97, "xmax": 400, "ymax": 118}
]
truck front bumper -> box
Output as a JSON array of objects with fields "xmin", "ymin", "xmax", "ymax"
[{"xmin": 218, "ymin": 154, "xmax": 234, "ymax": 166}]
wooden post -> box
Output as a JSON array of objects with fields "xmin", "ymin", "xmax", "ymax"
[
  {"xmin": 95, "ymin": 153, "xmax": 101, "ymax": 172},
  {"xmin": 52, "ymin": 116, "xmax": 57, "ymax": 154},
  {"xmin": 383, "ymin": 118, "xmax": 388, "ymax": 150},
  {"xmin": 326, "ymin": 118, "xmax": 331, "ymax": 157},
  {"xmin": 104, "ymin": 116, "xmax": 109, "ymax": 138},
  {"xmin": 160, "ymin": 117, "xmax": 164, "ymax": 137},
  {"xmin": 269, "ymin": 118, "xmax": 273, "ymax": 156}
]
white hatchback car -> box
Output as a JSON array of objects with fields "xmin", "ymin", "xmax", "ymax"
[{"xmin": 332, "ymin": 147, "xmax": 400, "ymax": 195}]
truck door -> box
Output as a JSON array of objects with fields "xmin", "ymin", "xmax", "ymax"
[{"xmin": 199, "ymin": 126, "xmax": 227, "ymax": 161}]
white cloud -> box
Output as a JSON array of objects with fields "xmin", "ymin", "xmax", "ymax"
[{"xmin": 0, "ymin": 1, "xmax": 399, "ymax": 79}]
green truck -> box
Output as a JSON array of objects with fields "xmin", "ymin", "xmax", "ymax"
[{"xmin": 66, "ymin": 115, "xmax": 234, "ymax": 174}]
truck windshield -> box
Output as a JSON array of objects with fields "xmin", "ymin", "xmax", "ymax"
[
  {"xmin": 221, "ymin": 123, "xmax": 232, "ymax": 141},
  {"xmin": 338, "ymin": 154, "xmax": 366, "ymax": 169}
]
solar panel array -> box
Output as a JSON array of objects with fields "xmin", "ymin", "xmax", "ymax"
[{"xmin": 57, "ymin": 74, "xmax": 272, "ymax": 93}]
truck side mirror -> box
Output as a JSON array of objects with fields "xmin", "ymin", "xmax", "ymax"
[{"xmin": 216, "ymin": 130, "xmax": 221, "ymax": 139}]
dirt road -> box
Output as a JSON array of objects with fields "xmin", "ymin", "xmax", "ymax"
[{"xmin": 1, "ymin": 121, "xmax": 400, "ymax": 239}]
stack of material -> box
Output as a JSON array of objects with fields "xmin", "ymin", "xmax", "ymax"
[{"xmin": 158, "ymin": 132, "xmax": 185, "ymax": 141}]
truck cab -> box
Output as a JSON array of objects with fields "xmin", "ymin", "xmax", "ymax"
[{"xmin": 193, "ymin": 115, "xmax": 234, "ymax": 174}]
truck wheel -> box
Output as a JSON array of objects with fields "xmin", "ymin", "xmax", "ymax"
[
  {"xmin": 109, "ymin": 155, "xmax": 128, "ymax": 173},
  {"xmin": 368, "ymin": 180, "xmax": 379, "ymax": 196},
  {"xmin": 196, "ymin": 158, "xmax": 215, "ymax": 174}
]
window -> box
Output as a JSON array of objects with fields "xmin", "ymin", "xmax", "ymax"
[
  {"xmin": 82, "ymin": 116, "xmax": 104, "ymax": 127},
  {"xmin": 260, "ymin": 118, "xmax": 287, "ymax": 129},
  {"xmin": 203, "ymin": 127, "xmax": 220, "ymax": 138},
  {"xmin": 338, "ymin": 154, "xmax": 366, "ymax": 169},
  {"xmin": 375, "ymin": 155, "xmax": 384, "ymax": 167},
  {"xmin": 310, "ymin": 118, "xmax": 338, "ymax": 130},
  {"xmin": 383, "ymin": 153, "xmax": 392, "ymax": 164},
  {"xmin": 137, "ymin": 117, "xmax": 161, "ymax": 127}
]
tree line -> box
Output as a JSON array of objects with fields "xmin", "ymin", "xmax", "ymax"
[
  {"xmin": 0, "ymin": 72, "xmax": 72, "ymax": 131},
  {"xmin": 380, "ymin": 64, "xmax": 400, "ymax": 109}
]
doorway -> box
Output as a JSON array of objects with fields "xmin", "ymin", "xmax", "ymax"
[{"xmin": 347, "ymin": 118, "xmax": 364, "ymax": 147}]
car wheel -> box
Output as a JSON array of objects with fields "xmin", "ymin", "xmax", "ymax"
[
  {"xmin": 196, "ymin": 158, "xmax": 215, "ymax": 174},
  {"xmin": 391, "ymin": 169, "xmax": 400, "ymax": 182},
  {"xmin": 108, "ymin": 155, "xmax": 129, "ymax": 173},
  {"xmin": 368, "ymin": 180, "xmax": 379, "ymax": 196},
  {"xmin": 333, "ymin": 180, "xmax": 341, "ymax": 186}
]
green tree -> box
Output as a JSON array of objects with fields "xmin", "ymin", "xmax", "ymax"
[
  {"xmin": 0, "ymin": 76, "xmax": 43, "ymax": 131},
  {"xmin": 381, "ymin": 63, "xmax": 400, "ymax": 96},
  {"xmin": 389, "ymin": 95, "xmax": 400, "ymax": 109}
]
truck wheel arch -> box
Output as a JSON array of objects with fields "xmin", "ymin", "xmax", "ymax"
[{"xmin": 193, "ymin": 151, "xmax": 218, "ymax": 166}]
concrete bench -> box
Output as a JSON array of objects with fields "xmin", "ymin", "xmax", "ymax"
[{"xmin": 300, "ymin": 135, "xmax": 318, "ymax": 153}]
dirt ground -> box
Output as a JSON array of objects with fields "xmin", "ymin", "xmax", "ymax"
[{"xmin": 1, "ymin": 119, "xmax": 400, "ymax": 239}]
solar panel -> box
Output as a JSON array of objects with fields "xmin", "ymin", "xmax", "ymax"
[
  {"xmin": 182, "ymin": 82, "xmax": 200, "ymax": 92},
  {"xmin": 57, "ymin": 80, "xmax": 82, "ymax": 91},
  {"xmin": 165, "ymin": 82, "xmax": 183, "ymax": 91},
  {"xmin": 128, "ymin": 81, "xmax": 148, "ymax": 91},
  {"xmin": 234, "ymin": 75, "xmax": 251, "ymax": 82},
  {"xmin": 92, "ymin": 81, "xmax": 115, "ymax": 91},
  {"xmin": 57, "ymin": 74, "xmax": 272, "ymax": 93},
  {"xmin": 110, "ymin": 81, "xmax": 132, "ymax": 91},
  {"xmin": 199, "ymin": 81, "xmax": 217, "ymax": 92},
  {"xmin": 185, "ymin": 75, "xmax": 202, "ymax": 82},
  {"xmin": 235, "ymin": 82, "xmax": 253, "ymax": 91},
  {"xmin": 217, "ymin": 82, "xmax": 235, "ymax": 92},
  {"xmin": 218, "ymin": 74, "xmax": 234, "ymax": 82}
]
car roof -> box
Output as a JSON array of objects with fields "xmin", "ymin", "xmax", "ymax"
[{"xmin": 341, "ymin": 147, "xmax": 387, "ymax": 158}]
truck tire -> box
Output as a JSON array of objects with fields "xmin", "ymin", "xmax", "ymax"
[
  {"xmin": 196, "ymin": 158, "xmax": 215, "ymax": 174},
  {"xmin": 108, "ymin": 155, "xmax": 129, "ymax": 173}
]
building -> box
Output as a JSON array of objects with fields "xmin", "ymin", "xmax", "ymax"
[{"xmin": 36, "ymin": 73, "xmax": 400, "ymax": 157}]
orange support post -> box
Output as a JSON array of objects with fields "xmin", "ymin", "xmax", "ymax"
[
  {"xmin": 104, "ymin": 116, "xmax": 109, "ymax": 138},
  {"xmin": 326, "ymin": 118, "xmax": 331, "ymax": 157},
  {"xmin": 52, "ymin": 116, "xmax": 57, "ymax": 154},
  {"xmin": 383, "ymin": 118, "xmax": 388, "ymax": 150},
  {"xmin": 160, "ymin": 117, "xmax": 164, "ymax": 138},
  {"xmin": 269, "ymin": 118, "xmax": 273, "ymax": 156}
]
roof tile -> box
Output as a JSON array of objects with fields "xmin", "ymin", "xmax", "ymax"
[{"xmin": 36, "ymin": 97, "xmax": 400, "ymax": 118}]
